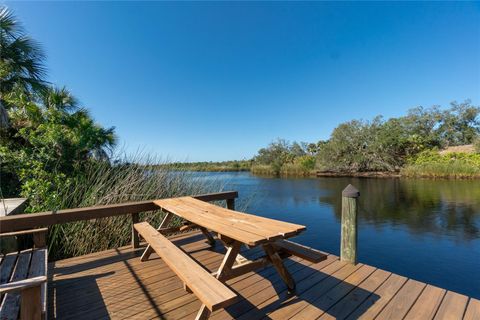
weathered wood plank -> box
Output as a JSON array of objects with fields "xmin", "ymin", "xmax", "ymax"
[
  {"xmin": 44, "ymin": 230, "xmax": 478, "ymax": 320},
  {"xmin": 267, "ymin": 262, "xmax": 362, "ymax": 319},
  {"xmin": 231, "ymin": 258, "xmax": 341, "ymax": 320},
  {"xmin": 0, "ymin": 249, "xmax": 32, "ymax": 320},
  {"xmin": 154, "ymin": 197, "xmax": 305, "ymax": 246},
  {"xmin": 290, "ymin": 265, "xmax": 376, "ymax": 319},
  {"xmin": 434, "ymin": 291, "xmax": 469, "ymax": 320},
  {"xmin": 177, "ymin": 197, "xmax": 305, "ymax": 237},
  {"xmin": 0, "ymin": 276, "xmax": 46, "ymax": 294},
  {"xmin": 28, "ymin": 249, "xmax": 47, "ymax": 316},
  {"xmin": 273, "ymin": 239, "xmax": 327, "ymax": 263},
  {"xmin": 404, "ymin": 284, "xmax": 446, "ymax": 320},
  {"xmin": 0, "ymin": 252, "xmax": 17, "ymax": 285},
  {"xmin": 464, "ymin": 298, "xmax": 480, "ymax": 320},
  {"xmin": 0, "ymin": 228, "xmax": 48, "ymax": 238},
  {"xmin": 345, "ymin": 273, "xmax": 408, "ymax": 320},
  {"xmin": 20, "ymin": 285, "xmax": 42, "ymax": 320},
  {"xmin": 317, "ymin": 268, "xmax": 391, "ymax": 320},
  {"xmin": 134, "ymin": 222, "xmax": 237, "ymax": 311},
  {"xmin": 0, "ymin": 191, "xmax": 238, "ymax": 233},
  {"xmin": 375, "ymin": 279, "xmax": 426, "ymax": 320}
]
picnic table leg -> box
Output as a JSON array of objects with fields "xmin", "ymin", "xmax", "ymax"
[
  {"xmin": 199, "ymin": 227, "xmax": 216, "ymax": 246},
  {"xmin": 195, "ymin": 307, "xmax": 211, "ymax": 320},
  {"xmin": 196, "ymin": 240, "xmax": 242, "ymax": 319},
  {"xmin": 141, "ymin": 213, "xmax": 173, "ymax": 261},
  {"xmin": 263, "ymin": 243, "xmax": 296, "ymax": 293}
]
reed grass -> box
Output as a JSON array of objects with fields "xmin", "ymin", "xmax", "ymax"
[
  {"xmin": 251, "ymin": 164, "xmax": 315, "ymax": 177},
  {"xmin": 46, "ymin": 153, "xmax": 224, "ymax": 260}
]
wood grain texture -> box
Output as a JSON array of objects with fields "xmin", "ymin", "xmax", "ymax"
[
  {"xmin": 340, "ymin": 196, "xmax": 358, "ymax": 264},
  {"xmin": 154, "ymin": 197, "xmax": 306, "ymax": 246},
  {"xmin": 464, "ymin": 298, "xmax": 480, "ymax": 320},
  {"xmin": 134, "ymin": 222, "xmax": 237, "ymax": 311},
  {"xmin": 20, "ymin": 286, "xmax": 41, "ymax": 320},
  {"xmin": 44, "ymin": 230, "xmax": 477, "ymax": 320},
  {"xmin": 0, "ymin": 250, "xmax": 32, "ymax": 320},
  {"xmin": 434, "ymin": 291, "xmax": 469, "ymax": 320},
  {"xmin": 404, "ymin": 284, "xmax": 446, "ymax": 320},
  {"xmin": 273, "ymin": 239, "xmax": 327, "ymax": 263},
  {"xmin": 375, "ymin": 279, "xmax": 426, "ymax": 320},
  {"xmin": 0, "ymin": 191, "xmax": 238, "ymax": 233}
]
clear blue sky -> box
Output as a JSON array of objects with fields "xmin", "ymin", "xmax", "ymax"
[{"xmin": 6, "ymin": 1, "xmax": 480, "ymax": 161}]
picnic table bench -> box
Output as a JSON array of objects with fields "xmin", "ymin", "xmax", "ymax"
[
  {"xmin": 137, "ymin": 196, "xmax": 326, "ymax": 319},
  {"xmin": 0, "ymin": 228, "xmax": 48, "ymax": 320}
]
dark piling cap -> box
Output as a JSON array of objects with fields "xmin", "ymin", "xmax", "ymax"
[{"xmin": 342, "ymin": 184, "xmax": 360, "ymax": 198}]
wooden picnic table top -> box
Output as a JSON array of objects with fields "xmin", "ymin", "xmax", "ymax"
[{"xmin": 153, "ymin": 196, "xmax": 306, "ymax": 246}]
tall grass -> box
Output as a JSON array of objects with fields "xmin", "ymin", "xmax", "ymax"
[
  {"xmin": 401, "ymin": 151, "xmax": 480, "ymax": 178},
  {"xmin": 46, "ymin": 153, "xmax": 223, "ymax": 260},
  {"xmin": 159, "ymin": 160, "xmax": 251, "ymax": 172},
  {"xmin": 251, "ymin": 164, "xmax": 315, "ymax": 177}
]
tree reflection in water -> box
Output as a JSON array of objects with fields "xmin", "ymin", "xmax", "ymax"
[{"xmin": 317, "ymin": 178, "xmax": 480, "ymax": 242}]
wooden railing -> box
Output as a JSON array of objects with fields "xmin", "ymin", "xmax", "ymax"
[{"xmin": 0, "ymin": 191, "xmax": 238, "ymax": 248}]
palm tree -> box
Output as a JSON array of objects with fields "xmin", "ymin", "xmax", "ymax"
[
  {"xmin": 0, "ymin": 6, "xmax": 46, "ymax": 128},
  {"xmin": 38, "ymin": 86, "xmax": 117, "ymax": 162}
]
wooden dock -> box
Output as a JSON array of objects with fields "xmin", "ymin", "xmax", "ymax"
[{"xmin": 48, "ymin": 230, "xmax": 479, "ymax": 320}]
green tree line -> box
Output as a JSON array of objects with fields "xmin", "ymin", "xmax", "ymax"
[{"xmin": 252, "ymin": 102, "xmax": 480, "ymax": 175}]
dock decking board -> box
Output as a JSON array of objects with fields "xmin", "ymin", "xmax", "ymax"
[{"xmin": 46, "ymin": 230, "xmax": 477, "ymax": 320}]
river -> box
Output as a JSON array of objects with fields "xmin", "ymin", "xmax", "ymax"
[{"xmin": 194, "ymin": 171, "xmax": 480, "ymax": 299}]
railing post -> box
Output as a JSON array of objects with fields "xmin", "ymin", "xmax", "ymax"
[
  {"xmin": 340, "ymin": 184, "xmax": 360, "ymax": 264},
  {"xmin": 131, "ymin": 213, "xmax": 140, "ymax": 249},
  {"xmin": 226, "ymin": 198, "xmax": 235, "ymax": 210},
  {"xmin": 32, "ymin": 229, "xmax": 47, "ymax": 248}
]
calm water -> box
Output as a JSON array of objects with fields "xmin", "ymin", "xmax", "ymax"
[{"xmin": 195, "ymin": 171, "xmax": 480, "ymax": 299}]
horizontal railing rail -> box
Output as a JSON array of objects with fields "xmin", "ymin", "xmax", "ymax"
[{"xmin": 0, "ymin": 191, "xmax": 238, "ymax": 234}]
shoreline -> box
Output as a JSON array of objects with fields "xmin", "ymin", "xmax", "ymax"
[{"xmin": 168, "ymin": 168, "xmax": 480, "ymax": 179}]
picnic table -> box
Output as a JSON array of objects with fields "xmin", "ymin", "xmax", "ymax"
[{"xmin": 135, "ymin": 196, "xmax": 326, "ymax": 320}]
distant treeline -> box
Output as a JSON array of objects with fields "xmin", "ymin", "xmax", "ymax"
[
  {"xmin": 158, "ymin": 160, "xmax": 252, "ymax": 172},
  {"xmin": 173, "ymin": 101, "xmax": 480, "ymax": 178}
]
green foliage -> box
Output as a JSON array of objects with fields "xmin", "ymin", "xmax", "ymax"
[
  {"xmin": 316, "ymin": 101, "xmax": 480, "ymax": 173},
  {"xmin": 160, "ymin": 160, "xmax": 252, "ymax": 172},
  {"xmin": 0, "ymin": 7, "xmax": 117, "ymax": 207},
  {"xmin": 402, "ymin": 150, "xmax": 480, "ymax": 178},
  {"xmin": 253, "ymin": 139, "xmax": 309, "ymax": 175},
  {"xmin": 0, "ymin": 7, "xmax": 46, "ymax": 128},
  {"xmin": 474, "ymin": 137, "xmax": 480, "ymax": 154},
  {"xmin": 1, "ymin": 87, "xmax": 116, "ymax": 205},
  {"xmin": 44, "ymin": 155, "xmax": 219, "ymax": 260},
  {"xmin": 438, "ymin": 101, "xmax": 480, "ymax": 147},
  {"xmin": 295, "ymin": 155, "xmax": 316, "ymax": 171}
]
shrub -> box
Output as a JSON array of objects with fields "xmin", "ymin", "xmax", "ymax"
[
  {"xmin": 295, "ymin": 155, "xmax": 316, "ymax": 171},
  {"xmin": 402, "ymin": 150, "xmax": 480, "ymax": 178},
  {"xmin": 474, "ymin": 137, "xmax": 480, "ymax": 154}
]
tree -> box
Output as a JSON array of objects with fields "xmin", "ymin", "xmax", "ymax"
[
  {"xmin": 1, "ymin": 86, "xmax": 116, "ymax": 207},
  {"xmin": 0, "ymin": 6, "xmax": 46, "ymax": 128},
  {"xmin": 437, "ymin": 100, "xmax": 480, "ymax": 146}
]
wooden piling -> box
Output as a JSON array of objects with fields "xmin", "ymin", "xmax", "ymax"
[{"xmin": 340, "ymin": 184, "xmax": 360, "ymax": 264}]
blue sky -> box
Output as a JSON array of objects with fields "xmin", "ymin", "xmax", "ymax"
[{"xmin": 5, "ymin": 1, "xmax": 480, "ymax": 161}]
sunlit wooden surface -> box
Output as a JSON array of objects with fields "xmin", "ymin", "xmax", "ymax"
[{"xmin": 48, "ymin": 230, "xmax": 479, "ymax": 320}]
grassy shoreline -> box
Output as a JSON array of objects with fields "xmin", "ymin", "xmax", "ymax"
[{"xmin": 165, "ymin": 151, "xmax": 480, "ymax": 179}]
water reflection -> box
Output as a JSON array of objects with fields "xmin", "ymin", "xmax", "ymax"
[
  {"xmin": 193, "ymin": 172, "xmax": 480, "ymax": 298},
  {"xmin": 316, "ymin": 178, "xmax": 480, "ymax": 242}
]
